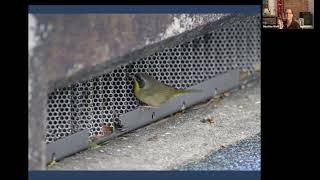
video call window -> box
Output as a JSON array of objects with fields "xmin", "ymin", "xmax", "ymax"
[{"xmin": 263, "ymin": 0, "xmax": 314, "ymax": 29}]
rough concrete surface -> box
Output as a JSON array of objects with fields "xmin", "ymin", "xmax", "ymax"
[
  {"xmin": 33, "ymin": 14, "xmax": 227, "ymax": 82},
  {"xmin": 48, "ymin": 79, "xmax": 260, "ymax": 170},
  {"xmin": 178, "ymin": 133, "xmax": 260, "ymax": 170},
  {"xmin": 29, "ymin": 14, "xmax": 48, "ymax": 170}
]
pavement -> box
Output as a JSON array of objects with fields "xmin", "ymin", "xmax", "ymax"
[
  {"xmin": 48, "ymin": 78, "xmax": 261, "ymax": 170},
  {"xmin": 177, "ymin": 132, "xmax": 260, "ymax": 170}
]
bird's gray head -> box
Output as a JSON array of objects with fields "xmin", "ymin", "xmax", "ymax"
[{"xmin": 129, "ymin": 73, "xmax": 153, "ymax": 88}]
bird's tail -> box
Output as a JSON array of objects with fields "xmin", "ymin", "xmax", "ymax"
[{"xmin": 177, "ymin": 89, "xmax": 202, "ymax": 94}]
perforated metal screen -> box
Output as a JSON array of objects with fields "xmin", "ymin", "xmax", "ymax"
[{"xmin": 46, "ymin": 15, "xmax": 260, "ymax": 144}]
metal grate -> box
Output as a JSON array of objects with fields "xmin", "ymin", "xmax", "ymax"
[{"xmin": 46, "ymin": 15, "xmax": 260, "ymax": 144}]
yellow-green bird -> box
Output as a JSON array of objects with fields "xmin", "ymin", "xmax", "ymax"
[{"xmin": 130, "ymin": 73, "xmax": 201, "ymax": 107}]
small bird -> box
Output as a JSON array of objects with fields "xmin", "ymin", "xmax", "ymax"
[{"xmin": 130, "ymin": 73, "xmax": 201, "ymax": 107}]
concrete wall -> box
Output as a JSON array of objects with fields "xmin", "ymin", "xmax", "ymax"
[
  {"xmin": 33, "ymin": 14, "xmax": 227, "ymax": 82},
  {"xmin": 29, "ymin": 14, "xmax": 47, "ymax": 170}
]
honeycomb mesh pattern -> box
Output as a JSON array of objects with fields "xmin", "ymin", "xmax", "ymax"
[{"xmin": 46, "ymin": 15, "xmax": 260, "ymax": 143}]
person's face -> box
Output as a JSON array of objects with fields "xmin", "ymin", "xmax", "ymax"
[{"xmin": 285, "ymin": 9, "xmax": 293, "ymax": 20}]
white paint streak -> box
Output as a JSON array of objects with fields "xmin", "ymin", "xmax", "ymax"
[
  {"xmin": 29, "ymin": 14, "xmax": 53, "ymax": 56},
  {"xmin": 159, "ymin": 14, "xmax": 199, "ymax": 40},
  {"xmin": 28, "ymin": 14, "xmax": 39, "ymax": 107},
  {"xmin": 28, "ymin": 14, "xmax": 39, "ymax": 58},
  {"xmin": 66, "ymin": 63, "xmax": 84, "ymax": 77},
  {"xmin": 144, "ymin": 14, "xmax": 227, "ymax": 45}
]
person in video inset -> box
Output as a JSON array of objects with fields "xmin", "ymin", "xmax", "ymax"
[{"xmin": 278, "ymin": 9, "xmax": 301, "ymax": 29}]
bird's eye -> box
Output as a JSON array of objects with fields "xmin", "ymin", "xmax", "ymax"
[{"xmin": 135, "ymin": 74, "xmax": 145, "ymax": 88}]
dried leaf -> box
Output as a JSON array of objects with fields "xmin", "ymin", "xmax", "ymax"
[
  {"xmin": 213, "ymin": 95, "xmax": 221, "ymax": 99},
  {"xmin": 207, "ymin": 117, "xmax": 214, "ymax": 123},
  {"xmin": 200, "ymin": 117, "xmax": 214, "ymax": 124},
  {"xmin": 102, "ymin": 123, "xmax": 113, "ymax": 135},
  {"xmin": 47, "ymin": 160, "xmax": 57, "ymax": 168},
  {"xmin": 223, "ymin": 92, "xmax": 231, "ymax": 97},
  {"xmin": 210, "ymin": 95, "xmax": 221, "ymax": 102}
]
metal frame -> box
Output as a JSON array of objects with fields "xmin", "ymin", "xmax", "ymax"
[{"xmin": 46, "ymin": 129, "xmax": 89, "ymax": 164}]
